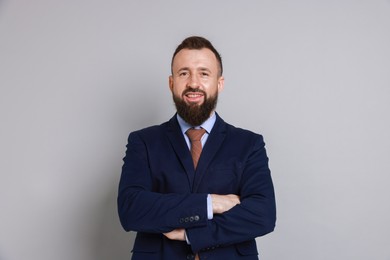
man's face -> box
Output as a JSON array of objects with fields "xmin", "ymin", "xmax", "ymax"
[{"xmin": 169, "ymin": 48, "xmax": 224, "ymax": 125}]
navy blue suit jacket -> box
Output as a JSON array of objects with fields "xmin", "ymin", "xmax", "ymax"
[{"xmin": 118, "ymin": 114, "xmax": 276, "ymax": 259}]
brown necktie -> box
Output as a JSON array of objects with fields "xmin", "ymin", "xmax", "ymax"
[{"xmin": 186, "ymin": 128, "xmax": 206, "ymax": 169}]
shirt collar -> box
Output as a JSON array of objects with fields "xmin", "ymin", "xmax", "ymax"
[{"xmin": 177, "ymin": 112, "xmax": 216, "ymax": 135}]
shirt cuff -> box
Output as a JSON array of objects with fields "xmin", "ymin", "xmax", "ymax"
[
  {"xmin": 185, "ymin": 230, "xmax": 190, "ymax": 244},
  {"xmin": 207, "ymin": 194, "xmax": 213, "ymax": 220}
]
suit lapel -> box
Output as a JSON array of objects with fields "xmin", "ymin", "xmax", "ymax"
[
  {"xmin": 164, "ymin": 115, "xmax": 195, "ymax": 189},
  {"xmin": 193, "ymin": 114, "xmax": 227, "ymax": 192}
]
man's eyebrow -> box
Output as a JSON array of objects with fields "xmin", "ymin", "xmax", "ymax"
[
  {"xmin": 175, "ymin": 67, "xmax": 212, "ymax": 73},
  {"xmin": 198, "ymin": 67, "xmax": 212, "ymax": 72},
  {"xmin": 176, "ymin": 67, "xmax": 190, "ymax": 72}
]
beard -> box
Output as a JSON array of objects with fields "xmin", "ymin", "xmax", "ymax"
[{"xmin": 173, "ymin": 88, "xmax": 218, "ymax": 126}]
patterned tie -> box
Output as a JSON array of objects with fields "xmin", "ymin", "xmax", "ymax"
[{"xmin": 186, "ymin": 128, "xmax": 206, "ymax": 169}]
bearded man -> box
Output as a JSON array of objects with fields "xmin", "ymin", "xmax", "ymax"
[{"xmin": 118, "ymin": 36, "xmax": 276, "ymax": 260}]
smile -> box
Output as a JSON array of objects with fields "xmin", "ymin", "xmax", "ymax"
[
  {"xmin": 186, "ymin": 93, "xmax": 203, "ymax": 98},
  {"xmin": 184, "ymin": 92, "xmax": 204, "ymax": 103}
]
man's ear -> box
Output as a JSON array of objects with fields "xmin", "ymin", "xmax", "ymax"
[
  {"xmin": 169, "ymin": 75, "xmax": 173, "ymax": 91},
  {"xmin": 217, "ymin": 76, "xmax": 225, "ymax": 93}
]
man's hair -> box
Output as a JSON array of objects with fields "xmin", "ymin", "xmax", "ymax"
[{"xmin": 171, "ymin": 36, "xmax": 223, "ymax": 76}]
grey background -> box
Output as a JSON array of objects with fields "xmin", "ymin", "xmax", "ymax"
[{"xmin": 1, "ymin": 1, "xmax": 390, "ymax": 259}]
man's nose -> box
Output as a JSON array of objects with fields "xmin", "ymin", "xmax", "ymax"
[{"xmin": 187, "ymin": 74, "xmax": 199, "ymax": 88}]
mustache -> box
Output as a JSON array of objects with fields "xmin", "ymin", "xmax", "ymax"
[{"xmin": 182, "ymin": 87, "xmax": 206, "ymax": 96}]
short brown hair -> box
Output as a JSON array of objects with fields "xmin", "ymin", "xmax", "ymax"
[{"xmin": 171, "ymin": 36, "xmax": 223, "ymax": 76}]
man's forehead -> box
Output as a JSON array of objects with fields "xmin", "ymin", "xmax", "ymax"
[{"xmin": 172, "ymin": 48, "xmax": 218, "ymax": 67}]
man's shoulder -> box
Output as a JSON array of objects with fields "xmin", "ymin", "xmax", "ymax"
[
  {"xmin": 221, "ymin": 122, "xmax": 266, "ymax": 150},
  {"xmin": 130, "ymin": 120, "xmax": 170, "ymax": 135},
  {"xmin": 127, "ymin": 118, "xmax": 174, "ymax": 140},
  {"xmin": 223, "ymin": 121, "xmax": 263, "ymax": 139}
]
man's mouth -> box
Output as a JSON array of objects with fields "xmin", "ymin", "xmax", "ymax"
[{"xmin": 184, "ymin": 92, "xmax": 204, "ymax": 103}]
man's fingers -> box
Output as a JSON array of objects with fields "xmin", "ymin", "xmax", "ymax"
[
  {"xmin": 211, "ymin": 194, "xmax": 241, "ymax": 214},
  {"xmin": 163, "ymin": 229, "xmax": 185, "ymax": 241}
]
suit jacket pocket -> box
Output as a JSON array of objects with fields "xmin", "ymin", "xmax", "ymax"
[
  {"xmin": 203, "ymin": 161, "xmax": 243, "ymax": 194},
  {"xmin": 132, "ymin": 232, "xmax": 162, "ymax": 253},
  {"xmin": 235, "ymin": 239, "xmax": 259, "ymax": 256}
]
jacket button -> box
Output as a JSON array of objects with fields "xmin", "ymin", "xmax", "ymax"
[
  {"xmin": 190, "ymin": 216, "xmax": 194, "ymax": 222},
  {"xmin": 194, "ymin": 215, "xmax": 200, "ymax": 221},
  {"xmin": 179, "ymin": 218, "xmax": 184, "ymax": 223},
  {"xmin": 186, "ymin": 254, "xmax": 195, "ymax": 259},
  {"xmin": 185, "ymin": 217, "xmax": 189, "ymax": 222}
]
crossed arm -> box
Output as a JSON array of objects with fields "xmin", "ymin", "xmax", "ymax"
[
  {"xmin": 118, "ymin": 131, "xmax": 276, "ymax": 252},
  {"xmin": 163, "ymin": 194, "xmax": 240, "ymax": 241}
]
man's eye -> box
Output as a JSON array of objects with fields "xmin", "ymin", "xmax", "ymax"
[
  {"xmin": 201, "ymin": 72, "xmax": 209, "ymax": 77},
  {"xmin": 179, "ymin": 72, "xmax": 188, "ymax": 76}
]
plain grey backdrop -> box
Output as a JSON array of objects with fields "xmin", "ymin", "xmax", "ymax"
[{"xmin": 1, "ymin": 1, "xmax": 390, "ymax": 259}]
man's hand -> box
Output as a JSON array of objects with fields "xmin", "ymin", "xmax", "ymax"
[
  {"xmin": 163, "ymin": 228, "xmax": 186, "ymax": 241},
  {"xmin": 211, "ymin": 194, "xmax": 240, "ymax": 214}
]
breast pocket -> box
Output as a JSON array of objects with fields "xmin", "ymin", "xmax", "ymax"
[{"xmin": 203, "ymin": 161, "xmax": 243, "ymax": 194}]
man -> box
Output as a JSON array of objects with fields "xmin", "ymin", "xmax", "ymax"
[{"xmin": 118, "ymin": 36, "xmax": 276, "ymax": 260}]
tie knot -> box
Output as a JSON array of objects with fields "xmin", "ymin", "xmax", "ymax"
[{"xmin": 186, "ymin": 128, "xmax": 206, "ymax": 142}]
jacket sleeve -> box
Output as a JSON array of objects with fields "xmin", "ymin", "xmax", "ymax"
[
  {"xmin": 117, "ymin": 131, "xmax": 208, "ymax": 233},
  {"xmin": 186, "ymin": 135, "xmax": 276, "ymax": 253}
]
